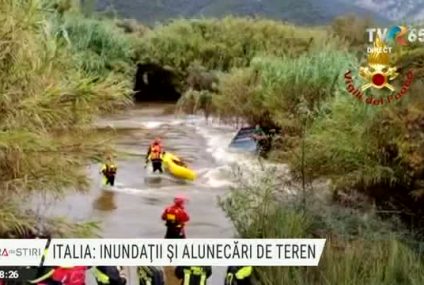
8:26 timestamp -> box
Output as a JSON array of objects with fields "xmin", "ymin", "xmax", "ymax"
[
  {"xmin": 0, "ymin": 267, "xmax": 39, "ymax": 284},
  {"xmin": 0, "ymin": 267, "xmax": 39, "ymax": 283},
  {"xmin": 0, "ymin": 268, "xmax": 20, "ymax": 280}
]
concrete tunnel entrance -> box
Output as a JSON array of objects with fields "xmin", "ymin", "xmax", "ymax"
[{"xmin": 134, "ymin": 63, "xmax": 181, "ymax": 102}]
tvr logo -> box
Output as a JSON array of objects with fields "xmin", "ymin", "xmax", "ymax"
[{"xmin": 366, "ymin": 26, "xmax": 424, "ymax": 46}]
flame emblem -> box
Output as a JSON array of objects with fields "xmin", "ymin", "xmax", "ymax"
[{"xmin": 359, "ymin": 36, "xmax": 398, "ymax": 91}]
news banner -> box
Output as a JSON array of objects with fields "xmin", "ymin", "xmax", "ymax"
[{"xmin": 0, "ymin": 239, "xmax": 325, "ymax": 267}]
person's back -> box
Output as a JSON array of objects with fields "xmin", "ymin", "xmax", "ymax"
[
  {"xmin": 175, "ymin": 266, "xmax": 212, "ymax": 285},
  {"xmin": 101, "ymin": 158, "xmax": 117, "ymax": 186},
  {"xmin": 103, "ymin": 163, "xmax": 117, "ymax": 176},
  {"xmin": 225, "ymin": 266, "xmax": 253, "ymax": 285},
  {"xmin": 161, "ymin": 196, "xmax": 190, "ymax": 238},
  {"xmin": 137, "ymin": 266, "xmax": 164, "ymax": 285},
  {"xmin": 30, "ymin": 266, "xmax": 87, "ymax": 285},
  {"xmin": 93, "ymin": 266, "xmax": 126, "ymax": 285},
  {"xmin": 162, "ymin": 204, "xmax": 189, "ymax": 238},
  {"xmin": 52, "ymin": 267, "xmax": 87, "ymax": 285}
]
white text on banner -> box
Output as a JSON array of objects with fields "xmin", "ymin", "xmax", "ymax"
[{"xmin": 41, "ymin": 239, "xmax": 326, "ymax": 266}]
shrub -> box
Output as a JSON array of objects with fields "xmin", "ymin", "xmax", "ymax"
[
  {"xmin": 330, "ymin": 14, "xmax": 374, "ymax": 48},
  {"xmin": 220, "ymin": 167, "xmax": 424, "ymax": 285},
  {"xmin": 0, "ymin": 0, "xmax": 131, "ymax": 236},
  {"xmin": 285, "ymin": 57, "xmax": 424, "ymax": 233},
  {"xmin": 177, "ymin": 89, "xmax": 214, "ymax": 119},
  {"xmin": 115, "ymin": 18, "xmax": 150, "ymax": 36},
  {"xmin": 186, "ymin": 63, "xmax": 218, "ymax": 91},
  {"xmin": 212, "ymin": 68, "xmax": 261, "ymax": 124},
  {"xmin": 135, "ymin": 17, "xmax": 342, "ymax": 73}
]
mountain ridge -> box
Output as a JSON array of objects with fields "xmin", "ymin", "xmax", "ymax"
[
  {"xmin": 342, "ymin": 0, "xmax": 424, "ymax": 22},
  {"xmin": 95, "ymin": 0, "xmax": 392, "ymax": 25}
]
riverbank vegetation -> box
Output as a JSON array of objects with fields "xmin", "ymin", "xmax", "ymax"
[
  {"xmin": 220, "ymin": 168, "xmax": 424, "ymax": 284},
  {"xmin": 139, "ymin": 15, "xmax": 423, "ymax": 235},
  {"xmin": 0, "ymin": 0, "xmax": 133, "ymax": 237},
  {"xmin": 134, "ymin": 12, "xmax": 424, "ymax": 283}
]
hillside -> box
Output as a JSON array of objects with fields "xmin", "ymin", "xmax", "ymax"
[{"xmin": 95, "ymin": 0, "xmax": 390, "ymax": 25}]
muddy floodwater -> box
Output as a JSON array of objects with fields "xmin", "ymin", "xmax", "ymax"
[{"xmin": 34, "ymin": 103, "xmax": 260, "ymax": 285}]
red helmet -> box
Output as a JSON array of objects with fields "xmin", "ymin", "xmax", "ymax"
[{"xmin": 174, "ymin": 195, "xmax": 187, "ymax": 205}]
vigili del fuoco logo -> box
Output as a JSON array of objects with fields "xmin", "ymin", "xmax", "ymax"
[{"xmin": 344, "ymin": 36, "xmax": 414, "ymax": 105}]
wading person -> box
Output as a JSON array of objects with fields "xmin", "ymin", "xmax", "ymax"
[
  {"xmin": 225, "ymin": 266, "xmax": 253, "ymax": 285},
  {"xmin": 251, "ymin": 124, "xmax": 268, "ymax": 157},
  {"xmin": 100, "ymin": 156, "xmax": 117, "ymax": 187},
  {"xmin": 145, "ymin": 137, "xmax": 163, "ymax": 173},
  {"xmin": 175, "ymin": 266, "xmax": 212, "ymax": 285},
  {"xmin": 161, "ymin": 195, "xmax": 189, "ymax": 238}
]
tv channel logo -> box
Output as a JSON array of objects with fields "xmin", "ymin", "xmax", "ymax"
[{"xmin": 366, "ymin": 25, "xmax": 424, "ymax": 50}]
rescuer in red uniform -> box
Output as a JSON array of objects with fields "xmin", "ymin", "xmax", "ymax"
[
  {"xmin": 161, "ymin": 196, "xmax": 190, "ymax": 238},
  {"xmin": 29, "ymin": 266, "xmax": 87, "ymax": 285}
]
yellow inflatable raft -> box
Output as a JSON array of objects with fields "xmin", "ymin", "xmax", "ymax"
[{"xmin": 162, "ymin": 152, "xmax": 197, "ymax": 181}]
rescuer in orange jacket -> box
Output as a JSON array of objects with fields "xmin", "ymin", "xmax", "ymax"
[
  {"xmin": 146, "ymin": 137, "xmax": 163, "ymax": 173},
  {"xmin": 161, "ymin": 196, "xmax": 190, "ymax": 238}
]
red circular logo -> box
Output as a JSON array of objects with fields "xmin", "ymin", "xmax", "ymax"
[{"xmin": 372, "ymin": 73, "xmax": 386, "ymax": 86}]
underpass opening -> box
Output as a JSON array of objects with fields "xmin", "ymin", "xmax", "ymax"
[{"xmin": 134, "ymin": 63, "xmax": 181, "ymax": 102}]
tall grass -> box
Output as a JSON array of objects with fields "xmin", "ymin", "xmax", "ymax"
[
  {"xmin": 212, "ymin": 50, "xmax": 356, "ymax": 131},
  {"xmin": 0, "ymin": 0, "xmax": 132, "ymax": 237},
  {"xmin": 220, "ymin": 168, "xmax": 424, "ymax": 285},
  {"xmin": 58, "ymin": 13, "xmax": 135, "ymax": 77}
]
